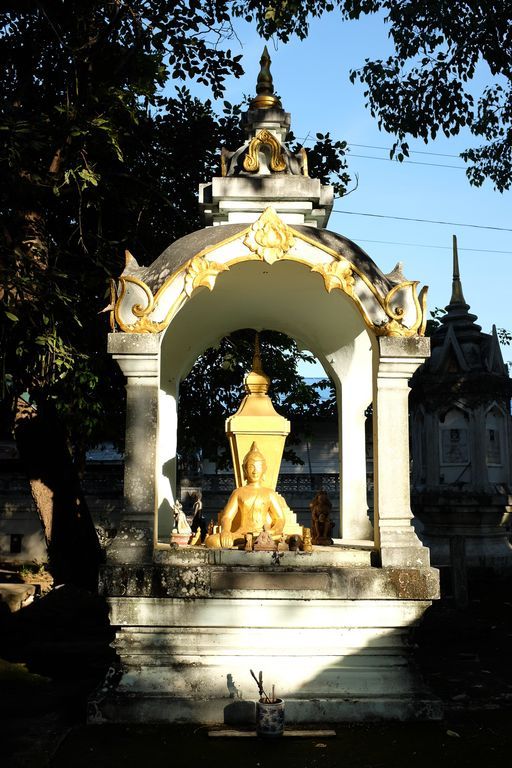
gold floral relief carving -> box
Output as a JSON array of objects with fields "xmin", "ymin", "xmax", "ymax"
[
  {"xmin": 243, "ymin": 207, "xmax": 295, "ymax": 264},
  {"xmin": 374, "ymin": 281, "xmax": 428, "ymax": 337},
  {"xmin": 108, "ymin": 278, "xmax": 117, "ymax": 331},
  {"xmin": 130, "ymin": 279, "xmax": 156, "ymax": 318},
  {"xmin": 311, "ymin": 259, "xmax": 355, "ymax": 295},
  {"xmin": 124, "ymin": 316, "xmax": 168, "ymax": 333},
  {"xmin": 299, "ymin": 147, "xmax": 309, "ymax": 177},
  {"xmin": 373, "ymin": 319, "xmax": 410, "ymax": 337},
  {"xmin": 113, "ymin": 276, "xmax": 160, "ymax": 332},
  {"xmin": 243, "ymin": 129, "xmax": 286, "ymax": 173},
  {"xmin": 184, "ymin": 254, "xmax": 229, "ymax": 297},
  {"xmin": 418, "ymin": 286, "xmax": 428, "ymax": 336}
]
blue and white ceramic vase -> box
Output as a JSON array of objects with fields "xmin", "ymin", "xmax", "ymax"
[{"xmin": 256, "ymin": 698, "xmax": 285, "ymax": 737}]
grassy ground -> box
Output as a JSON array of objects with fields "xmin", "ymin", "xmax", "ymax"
[{"xmin": 1, "ymin": 567, "xmax": 512, "ymax": 768}]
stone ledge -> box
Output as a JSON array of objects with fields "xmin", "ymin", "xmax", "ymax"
[
  {"xmin": 153, "ymin": 542, "xmax": 374, "ymax": 568},
  {"xmin": 100, "ymin": 564, "xmax": 440, "ymax": 601},
  {"xmin": 211, "ymin": 571, "xmax": 329, "ymax": 592},
  {"xmin": 90, "ymin": 693, "xmax": 442, "ymax": 725}
]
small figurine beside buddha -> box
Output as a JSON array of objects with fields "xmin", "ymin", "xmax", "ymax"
[
  {"xmin": 310, "ymin": 490, "xmax": 335, "ymax": 546},
  {"xmin": 205, "ymin": 442, "xmax": 285, "ymax": 549}
]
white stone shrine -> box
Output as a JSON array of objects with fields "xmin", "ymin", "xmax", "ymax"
[{"xmin": 91, "ymin": 50, "xmax": 440, "ymax": 724}]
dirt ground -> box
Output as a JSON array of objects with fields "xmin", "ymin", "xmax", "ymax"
[{"xmin": 1, "ymin": 567, "xmax": 512, "ymax": 768}]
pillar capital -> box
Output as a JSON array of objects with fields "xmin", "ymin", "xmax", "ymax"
[
  {"xmin": 108, "ymin": 332, "xmax": 160, "ymax": 380},
  {"xmin": 378, "ymin": 336, "xmax": 430, "ymax": 359}
]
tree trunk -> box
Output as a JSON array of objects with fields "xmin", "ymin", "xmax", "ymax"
[{"xmin": 14, "ymin": 397, "xmax": 101, "ymax": 591}]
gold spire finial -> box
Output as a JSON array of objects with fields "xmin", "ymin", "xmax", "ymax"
[
  {"xmin": 450, "ymin": 234, "xmax": 466, "ymax": 304},
  {"xmin": 245, "ymin": 332, "xmax": 271, "ymax": 394},
  {"xmin": 253, "ymin": 331, "xmax": 264, "ymax": 373},
  {"xmin": 250, "ymin": 46, "xmax": 281, "ymax": 110}
]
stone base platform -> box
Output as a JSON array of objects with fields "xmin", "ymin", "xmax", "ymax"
[
  {"xmin": 413, "ymin": 491, "xmax": 512, "ymax": 570},
  {"xmin": 91, "ymin": 545, "xmax": 440, "ymax": 724}
]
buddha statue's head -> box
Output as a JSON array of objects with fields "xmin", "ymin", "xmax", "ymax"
[{"xmin": 242, "ymin": 441, "xmax": 267, "ymax": 484}]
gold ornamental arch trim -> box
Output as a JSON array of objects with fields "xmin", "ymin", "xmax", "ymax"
[{"xmin": 112, "ymin": 207, "xmax": 428, "ymax": 338}]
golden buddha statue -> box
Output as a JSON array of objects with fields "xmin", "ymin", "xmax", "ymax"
[
  {"xmin": 205, "ymin": 442, "xmax": 285, "ymax": 549},
  {"xmin": 204, "ymin": 334, "xmax": 301, "ymax": 550}
]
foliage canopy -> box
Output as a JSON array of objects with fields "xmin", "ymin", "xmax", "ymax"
[
  {"xmin": 0, "ymin": 1, "xmax": 347, "ymax": 462},
  {"xmin": 3, "ymin": 0, "xmax": 509, "ymax": 463},
  {"xmin": 246, "ymin": 0, "xmax": 512, "ymax": 191},
  {"xmin": 178, "ymin": 330, "xmax": 334, "ymax": 475}
]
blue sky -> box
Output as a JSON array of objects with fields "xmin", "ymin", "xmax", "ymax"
[{"xmin": 183, "ymin": 12, "xmax": 512, "ymax": 373}]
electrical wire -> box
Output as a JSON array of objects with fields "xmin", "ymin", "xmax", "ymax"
[
  {"xmin": 331, "ymin": 208, "xmax": 512, "ymax": 233},
  {"xmin": 348, "ymin": 153, "xmax": 465, "ymax": 170},
  {"xmin": 301, "ymin": 136, "xmax": 462, "ymax": 160},
  {"xmin": 347, "ymin": 238, "xmax": 512, "ymax": 255},
  {"xmin": 348, "ymin": 143, "xmax": 461, "ymax": 159}
]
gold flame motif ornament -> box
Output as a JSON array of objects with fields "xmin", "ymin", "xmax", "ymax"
[
  {"xmin": 243, "ymin": 129, "xmax": 287, "ymax": 174},
  {"xmin": 184, "ymin": 254, "xmax": 229, "ymax": 297},
  {"xmin": 311, "ymin": 259, "xmax": 355, "ymax": 295},
  {"xmin": 243, "ymin": 207, "xmax": 295, "ymax": 264}
]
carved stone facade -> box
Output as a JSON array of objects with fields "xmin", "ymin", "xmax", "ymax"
[{"xmin": 410, "ymin": 237, "xmax": 512, "ymax": 569}]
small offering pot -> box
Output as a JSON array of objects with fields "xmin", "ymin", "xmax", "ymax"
[{"xmin": 256, "ymin": 698, "xmax": 284, "ymax": 737}]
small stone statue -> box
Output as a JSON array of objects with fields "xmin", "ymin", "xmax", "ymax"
[
  {"xmin": 302, "ymin": 527, "xmax": 313, "ymax": 553},
  {"xmin": 172, "ymin": 500, "xmax": 192, "ymax": 536},
  {"xmin": 191, "ymin": 491, "xmax": 207, "ymax": 542},
  {"xmin": 192, "ymin": 492, "xmax": 203, "ymax": 517},
  {"xmin": 310, "ymin": 490, "xmax": 334, "ymax": 545},
  {"xmin": 288, "ymin": 534, "xmax": 302, "ymax": 552},
  {"xmin": 253, "ymin": 525, "xmax": 277, "ymax": 551},
  {"xmin": 170, "ymin": 500, "xmax": 192, "ymax": 547}
]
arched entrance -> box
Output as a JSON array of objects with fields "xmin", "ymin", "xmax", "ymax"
[
  {"xmin": 109, "ymin": 208, "xmax": 431, "ymax": 567},
  {"xmin": 158, "ymin": 256, "xmax": 373, "ymax": 543}
]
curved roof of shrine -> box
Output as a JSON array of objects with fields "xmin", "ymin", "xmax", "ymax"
[{"xmin": 125, "ymin": 223, "xmax": 396, "ymax": 297}]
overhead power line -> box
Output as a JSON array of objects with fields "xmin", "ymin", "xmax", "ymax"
[
  {"xmin": 301, "ymin": 136, "xmax": 462, "ymax": 160},
  {"xmin": 348, "ymin": 143, "xmax": 461, "ymax": 160},
  {"xmin": 331, "ymin": 208, "xmax": 512, "ymax": 233},
  {"xmin": 350, "ymin": 238, "xmax": 512, "ymax": 255},
  {"xmin": 349, "ymin": 153, "xmax": 464, "ymax": 170}
]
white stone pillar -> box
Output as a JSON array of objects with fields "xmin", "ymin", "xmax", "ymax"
[
  {"xmin": 373, "ymin": 337, "xmax": 431, "ymax": 567},
  {"xmin": 108, "ymin": 333, "xmax": 161, "ymax": 562},
  {"xmin": 338, "ymin": 380, "xmax": 373, "ymax": 541},
  {"xmin": 329, "ymin": 332, "xmax": 374, "ymax": 542},
  {"xmin": 156, "ymin": 386, "xmax": 179, "ymax": 541}
]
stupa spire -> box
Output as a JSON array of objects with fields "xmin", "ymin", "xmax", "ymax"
[
  {"xmin": 250, "ymin": 46, "xmax": 281, "ymax": 110},
  {"xmin": 449, "ymin": 235, "xmax": 466, "ymax": 305},
  {"xmin": 439, "ymin": 234, "xmax": 481, "ymax": 339},
  {"xmin": 200, "ymin": 49, "xmax": 334, "ymax": 227},
  {"xmin": 245, "ymin": 332, "xmax": 270, "ymax": 395}
]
